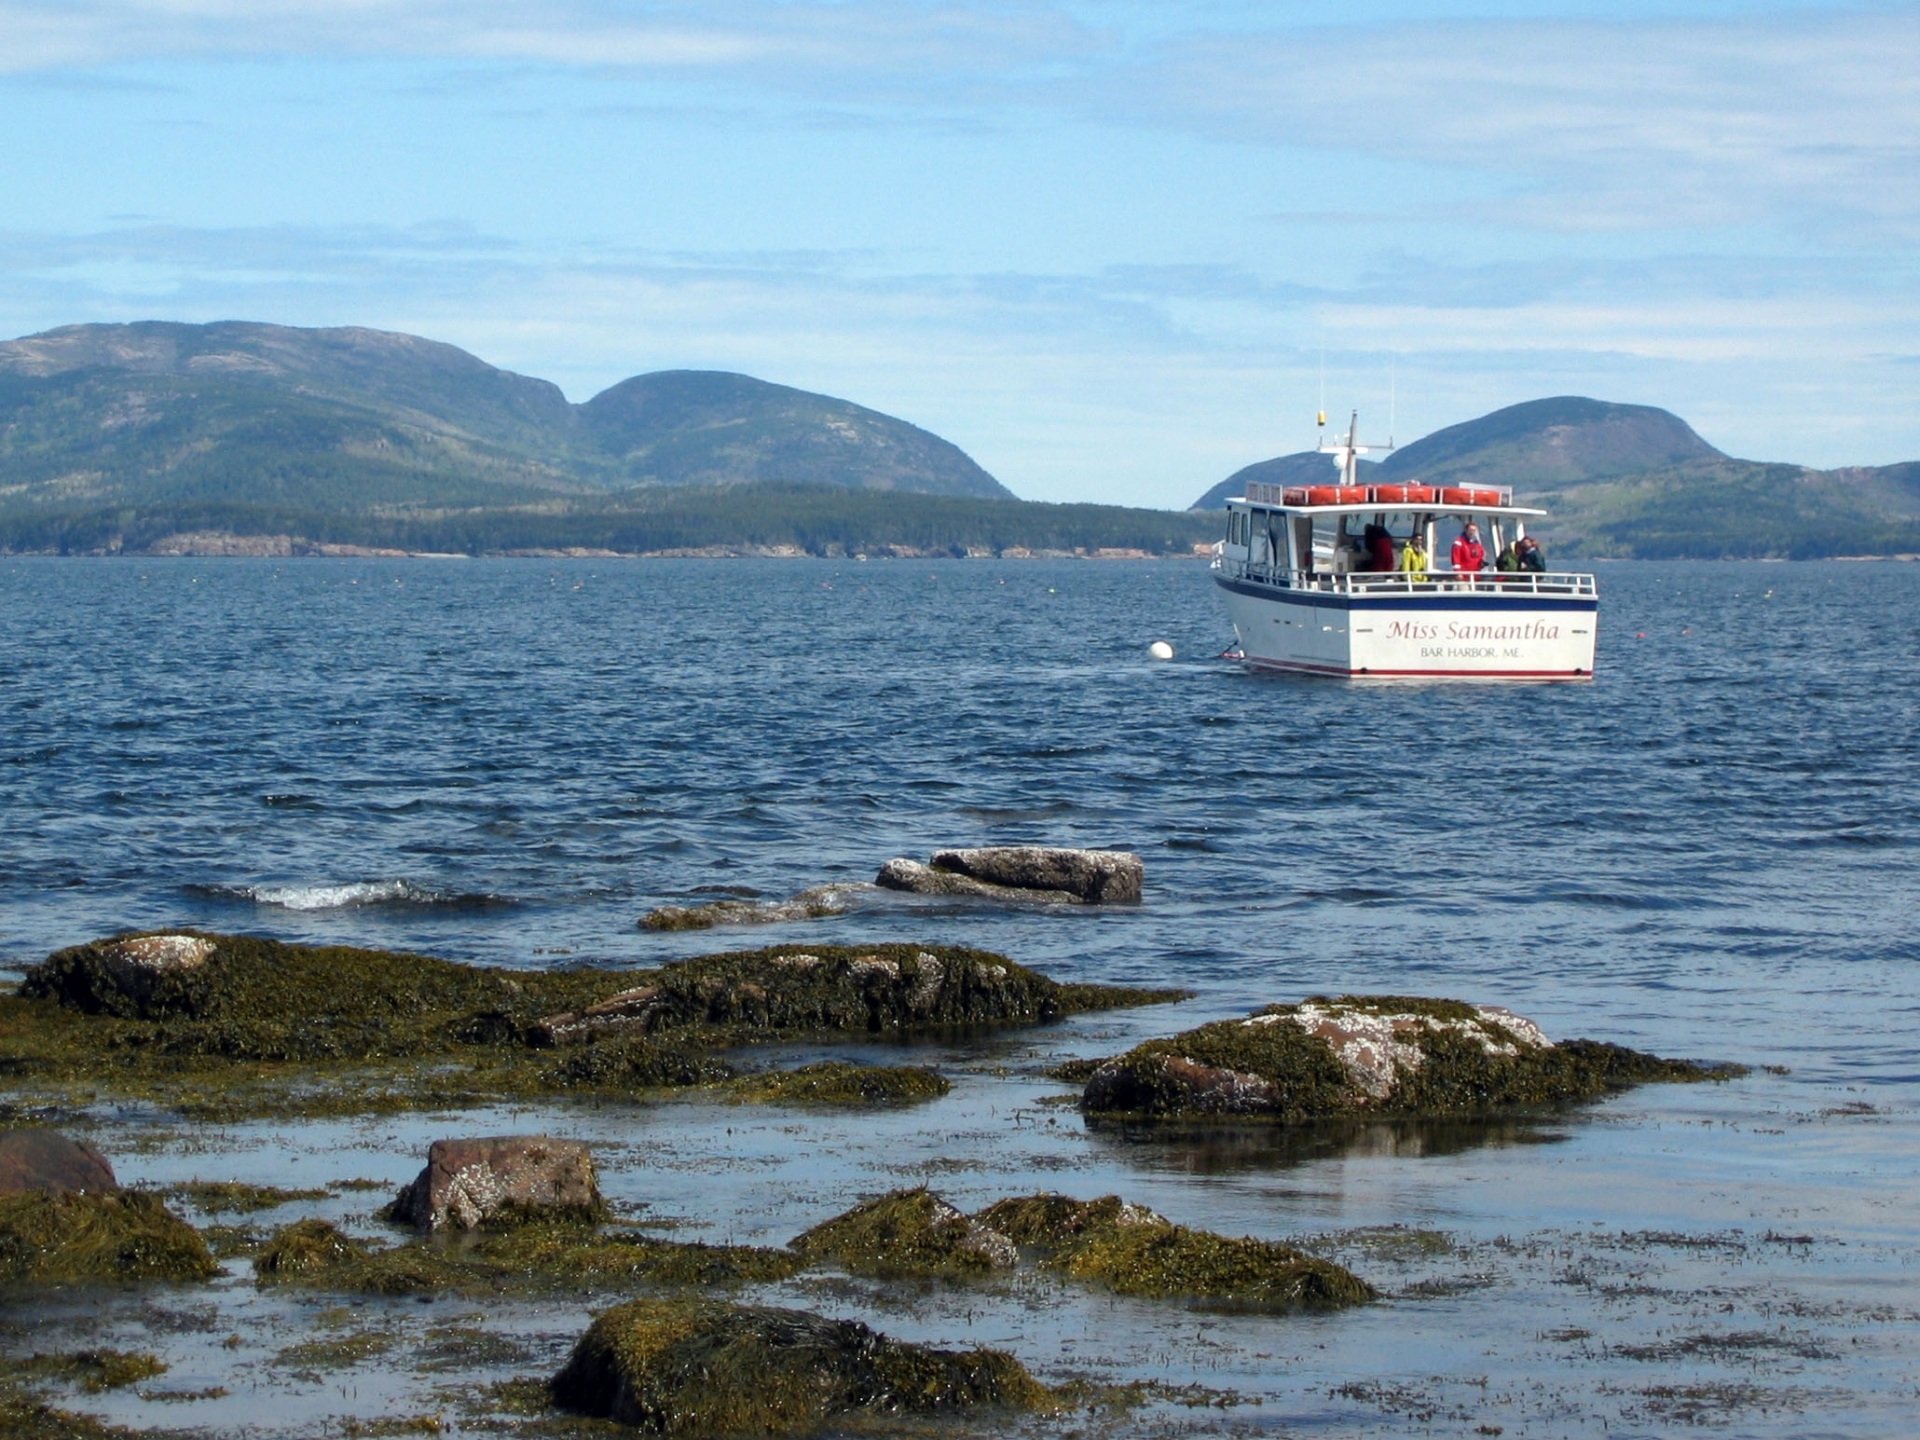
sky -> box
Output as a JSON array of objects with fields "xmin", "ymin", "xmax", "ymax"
[{"xmin": 2, "ymin": 1, "xmax": 1916, "ymax": 508}]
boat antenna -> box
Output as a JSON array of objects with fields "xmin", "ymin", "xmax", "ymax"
[
  {"xmin": 1389, "ymin": 357, "xmax": 1396, "ymax": 447},
  {"xmin": 1317, "ymin": 349, "xmax": 1326, "ymax": 430}
]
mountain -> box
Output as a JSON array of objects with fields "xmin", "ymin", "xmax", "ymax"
[
  {"xmin": 1189, "ymin": 397, "xmax": 1920, "ymax": 558},
  {"xmin": 0, "ymin": 321, "xmax": 1013, "ymax": 522},
  {"xmin": 580, "ymin": 370, "xmax": 1002, "ymax": 497},
  {"xmin": 1376, "ymin": 397, "xmax": 1723, "ymax": 486}
]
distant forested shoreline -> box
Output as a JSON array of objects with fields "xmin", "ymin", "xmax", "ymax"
[{"xmin": 0, "ymin": 484, "xmax": 1220, "ymax": 559}]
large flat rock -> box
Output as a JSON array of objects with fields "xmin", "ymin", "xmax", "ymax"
[{"xmin": 875, "ymin": 846, "xmax": 1144, "ymax": 904}]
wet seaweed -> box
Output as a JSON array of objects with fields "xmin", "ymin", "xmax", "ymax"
[
  {"xmin": 160, "ymin": 1180, "xmax": 331, "ymax": 1214},
  {"xmin": 533, "ymin": 1038, "xmax": 733, "ymax": 1092},
  {"xmin": 252, "ymin": 1217, "xmax": 801, "ymax": 1296},
  {"xmin": 0, "ymin": 1190, "xmax": 216, "ymax": 1285},
  {"xmin": 0, "ymin": 1384, "xmax": 142, "ymax": 1440},
  {"xmin": 726, "ymin": 1062, "xmax": 950, "ymax": 1107},
  {"xmin": 550, "ymin": 1296, "xmax": 1047, "ymax": 1436},
  {"xmin": 16, "ymin": 1350, "xmax": 167, "ymax": 1393}
]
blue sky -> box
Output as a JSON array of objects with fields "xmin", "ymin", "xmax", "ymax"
[{"xmin": 2, "ymin": 1, "xmax": 1916, "ymax": 507}]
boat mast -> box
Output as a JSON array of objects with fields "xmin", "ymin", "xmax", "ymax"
[{"xmin": 1317, "ymin": 410, "xmax": 1393, "ymax": 485}]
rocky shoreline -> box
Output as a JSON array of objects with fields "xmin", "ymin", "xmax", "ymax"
[{"xmin": 0, "ymin": 896, "xmax": 1758, "ymax": 1440}]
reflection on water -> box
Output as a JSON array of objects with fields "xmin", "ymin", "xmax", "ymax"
[{"xmin": 1084, "ymin": 1114, "xmax": 1571, "ymax": 1172}]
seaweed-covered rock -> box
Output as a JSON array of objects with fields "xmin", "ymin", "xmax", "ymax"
[
  {"xmin": 0, "ymin": 1190, "xmax": 216, "ymax": 1285},
  {"xmin": 0, "ymin": 1130, "xmax": 119, "ymax": 1196},
  {"xmin": 18, "ymin": 934, "xmax": 218, "ymax": 1019},
  {"xmin": 975, "ymin": 1193, "xmax": 1372, "ymax": 1310},
  {"xmin": 791, "ymin": 1189, "xmax": 1016, "ymax": 1278},
  {"xmin": 875, "ymin": 847, "xmax": 1144, "ymax": 905},
  {"xmin": 386, "ymin": 1136, "xmax": 605, "ymax": 1233},
  {"xmin": 5, "ymin": 933, "xmax": 1180, "ymax": 1122},
  {"xmin": 15, "ymin": 931, "xmax": 607, "ymax": 1060},
  {"xmin": 975, "ymin": 1192, "xmax": 1166, "ymax": 1245},
  {"xmin": 534, "ymin": 944, "xmax": 1177, "ymax": 1045},
  {"xmin": 1082, "ymin": 995, "xmax": 1741, "ymax": 1122},
  {"xmin": 1053, "ymin": 1220, "xmax": 1372, "ymax": 1309},
  {"xmin": 551, "ymin": 1297, "xmax": 1044, "ymax": 1435},
  {"xmin": 640, "ymin": 885, "xmax": 869, "ymax": 932},
  {"xmin": 252, "ymin": 1217, "xmax": 368, "ymax": 1280}
]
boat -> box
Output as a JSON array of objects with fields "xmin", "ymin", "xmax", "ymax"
[{"xmin": 1211, "ymin": 412, "xmax": 1598, "ymax": 679}]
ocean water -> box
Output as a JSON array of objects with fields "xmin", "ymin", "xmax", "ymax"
[{"xmin": 3, "ymin": 555, "xmax": 1919, "ymax": 1436}]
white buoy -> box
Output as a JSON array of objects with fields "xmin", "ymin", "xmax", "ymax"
[{"xmin": 1148, "ymin": 640, "xmax": 1175, "ymax": 661}]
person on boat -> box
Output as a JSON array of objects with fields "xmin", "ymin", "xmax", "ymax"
[
  {"xmin": 1517, "ymin": 534, "xmax": 1546, "ymax": 572},
  {"xmin": 1495, "ymin": 536, "xmax": 1522, "ymax": 571},
  {"xmin": 1450, "ymin": 521, "xmax": 1487, "ymax": 575},
  {"xmin": 1400, "ymin": 533, "xmax": 1429, "ymax": 580},
  {"xmin": 1364, "ymin": 523, "xmax": 1396, "ymax": 572}
]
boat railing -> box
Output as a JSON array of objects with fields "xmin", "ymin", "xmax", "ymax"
[{"xmin": 1212, "ymin": 557, "xmax": 1596, "ymax": 598}]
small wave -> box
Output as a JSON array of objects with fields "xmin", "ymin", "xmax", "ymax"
[
  {"xmin": 188, "ymin": 880, "xmax": 515, "ymax": 912},
  {"xmin": 1531, "ymin": 886, "xmax": 1691, "ymax": 911},
  {"xmin": 958, "ymin": 802, "xmax": 1078, "ymax": 821}
]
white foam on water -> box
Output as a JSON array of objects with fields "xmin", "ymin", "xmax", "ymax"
[{"xmin": 243, "ymin": 879, "xmax": 422, "ymax": 911}]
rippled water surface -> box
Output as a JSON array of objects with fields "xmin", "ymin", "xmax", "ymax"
[{"xmin": 3, "ymin": 555, "xmax": 1918, "ymax": 1437}]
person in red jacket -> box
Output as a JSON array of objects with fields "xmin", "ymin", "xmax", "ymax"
[
  {"xmin": 1450, "ymin": 521, "xmax": 1486, "ymax": 576},
  {"xmin": 1364, "ymin": 523, "xmax": 1397, "ymax": 572}
]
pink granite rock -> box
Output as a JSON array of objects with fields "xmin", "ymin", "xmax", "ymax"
[
  {"xmin": 0, "ymin": 1128, "xmax": 120, "ymax": 1195},
  {"xmin": 386, "ymin": 1135, "xmax": 603, "ymax": 1232}
]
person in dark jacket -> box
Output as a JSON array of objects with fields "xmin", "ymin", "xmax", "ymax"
[
  {"xmin": 1450, "ymin": 521, "xmax": 1486, "ymax": 575},
  {"xmin": 1517, "ymin": 534, "xmax": 1546, "ymax": 571}
]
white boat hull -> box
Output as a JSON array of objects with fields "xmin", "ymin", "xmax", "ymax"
[{"xmin": 1217, "ymin": 574, "xmax": 1597, "ymax": 679}]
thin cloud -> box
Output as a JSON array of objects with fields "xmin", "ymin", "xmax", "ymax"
[
  {"xmin": 1113, "ymin": 9, "xmax": 1920, "ymax": 241},
  {"xmin": 0, "ymin": 1, "xmax": 1100, "ymax": 84}
]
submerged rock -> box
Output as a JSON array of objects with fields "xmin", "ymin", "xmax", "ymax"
[
  {"xmin": 1081, "ymin": 995, "xmax": 1742, "ymax": 1122},
  {"xmin": 0, "ymin": 1190, "xmax": 216, "ymax": 1285},
  {"xmin": 791, "ymin": 1188, "xmax": 1017, "ymax": 1277},
  {"xmin": 385, "ymin": 1136, "xmax": 605, "ymax": 1232},
  {"xmin": 550, "ymin": 1296, "xmax": 1044, "ymax": 1435},
  {"xmin": 0, "ymin": 1129, "xmax": 119, "ymax": 1196},
  {"xmin": 639, "ymin": 884, "xmax": 871, "ymax": 932},
  {"xmin": 875, "ymin": 846, "xmax": 1144, "ymax": 904}
]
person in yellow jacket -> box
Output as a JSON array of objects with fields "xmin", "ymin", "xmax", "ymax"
[{"xmin": 1399, "ymin": 533, "xmax": 1429, "ymax": 581}]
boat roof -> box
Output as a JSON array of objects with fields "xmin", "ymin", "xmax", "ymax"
[{"xmin": 1229, "ymin": 497, "xmax": 1549, "ymax": 519}]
